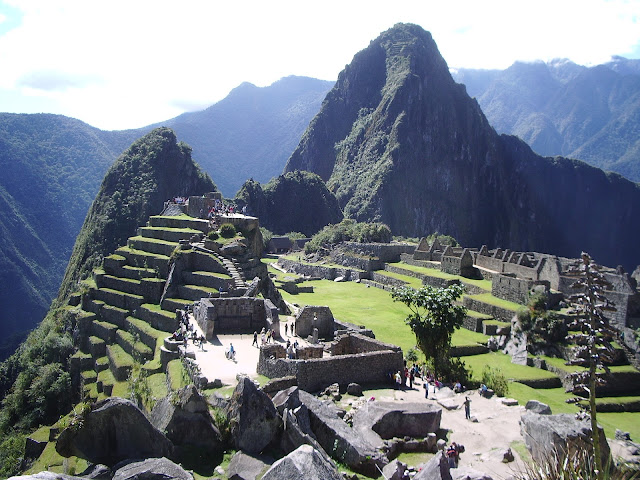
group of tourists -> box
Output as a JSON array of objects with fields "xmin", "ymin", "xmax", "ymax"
[
  {"xmin": 171, "ymin": 308, "xmax": 206, "ymax": 351},
  {"xmin": 252, "ymin": 327, "xmax": 276, "ymax": 347},
  {"xmin": 285, "ymin": 339, "xmax": 299, "ymax": 359}
]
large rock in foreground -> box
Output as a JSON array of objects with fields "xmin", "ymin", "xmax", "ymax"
[
  {"xmin": 352, "ymin": 401, "xmax": 442, "ymax": 442},
  {"xmin": 414, "ymin": 451, "xmax": 452, "ymax": 480},
  {"xmin": 261, "ymin": 444, "xmax": 342, "ymax": 480},
  {"xmin": 150, "ymin": 384, "xmax": 220, "ymax": 452},
  {"xmin": 520, "ymin": 412, "xmax": 611, "ymax": 468},
  {"xmin": 226, "ymin": 376, "xmax": 281, "ymax": 454},
  {"xmin": 55, "ymin": 397, "xmax": 173, "ymax": 466},
  {"xmin": 112, "ymin": 457, "xmax": 193, "ymax": 480},
  {"xmin": 299, "ymin": 390, "xmax": 387, "ymax": 476}
]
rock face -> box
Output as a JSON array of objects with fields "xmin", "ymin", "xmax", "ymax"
[
  {"xmin": 284, "ymin": 22, "xmax": 640, "ymax": 270},
  {"xmin": 227, "ymin": 451, "xmax": 273, "ymax": 480},
  {"xmin": 520, "ymin": 412, "xmax": 611, "ymax": 468},
  {"xmin": 261, "ymin": 444, "xmax": 343, "ymax": 480},
  {"xmin": 112, "ymin": 457, "xmax": 193, "ymax": 480},
  {"xmin": 55, "ymin": 397, "xmax": 173, "ymax": 467},
  {"xmin": 414, "ymin": 451, "xmax": 452, "ymax": 480},
  {"xmin": 298, "ymin": 390, "xmax": 387, "ymax": 476},
  {"xmin": 150, "ymin": 384, "xmax": 220, "ymax": 452},
  {"xmin": 525, "ymin": 399, "xmax": 552, "ymax": 415},
  {"xmin": 226, "ymin": 376, "xmax": 281, "ymax": 454},
  {"xmin": 352, "ymin": 401, "xmax": 442, "ymax": 440}
]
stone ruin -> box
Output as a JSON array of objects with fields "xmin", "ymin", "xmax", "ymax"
[{"xmin": 193, "ymin": 296, "xmax": 279, "ymax": 339}]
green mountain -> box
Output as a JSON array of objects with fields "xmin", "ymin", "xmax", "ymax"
[
  {"xmin": 0, "ymin": 114, "xmax": 139, "ymax": 358},
  {"xmin": 235, "ymin": 170, "xmax": 343, "ymax": 236},
  {"xmin": 285, "ymin": 23, "xmax": 640, "ymax": 271},
  {"xmin": 58, "ymin": 127, "xmax": 216, "ymax": 300},
  {"xmin": 0, "ymin": 127, "xmax": 214, "ymax": 441},
  {"xmin": 452, "ymin": 58, "xmax": 640, "ymax": 181},
  {"xmin": 158, "ymin": 76, "xmax": 333, "ymax": 196}
]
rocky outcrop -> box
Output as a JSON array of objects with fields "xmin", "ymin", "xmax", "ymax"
[
  {"xmin": 260, "ymin": 445, "xmax": 343, "ymax": 480},
  {"xmin": 226, "ymin": 376, "xmax": 282, "ymax": 454},
  {"xmin": 520, "ymin": 412, "xmax": 611, "ymax": 468},
  {"xmin": 55, "ymin": 397, "xmax": 173, "ymax": 467},
  {"xmin": 352, "ymin": 401, "xmax": 442, "ymax": 448},
  {"xmin": 112, "ymin": 457, "xmax": 193, "ymax": 480},
  {"xmin": 525, "ymin": 399, "xmax": 552, "ymax": 415},
  {"xmin": 227, "ymin": 451, "xmax": 273, "ymax": 480},
  {"xmin": 284, "ymin": 23, "xmax": 640, "ymax": 270},
  {"xmin": 298, "ymin": 390, "xmax": 387, "ymax": 476},
  {"xmin": 150, "ymin": 384, "xmax": 220, "ymax": 452},
  {"xmin": 414, "ymin": 451, "xmax": 452, "ymax": 480}
]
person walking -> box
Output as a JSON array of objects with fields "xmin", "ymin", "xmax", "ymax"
[
  {"xmin": 252, "ymin": 331, "xmax": 258, "ymax": 347},
  {"xmin": 464, "ymin": 396, "xmax": 471, "ymax": 420}
]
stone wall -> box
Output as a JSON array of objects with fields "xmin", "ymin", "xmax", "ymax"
[
  {"xmin": 463, "ymin": 297, "xmax": 516, "ymax": 323},
  {"xmin": 277, "ymin": 258, "xmax": 369, "ymax": 281},
  {"xmin": 491, "ymin": 274, "xmax": 549, "ymax": 305},
  {"xmin": 257, "ymin": 333, "xmax": 404, "ymax": 392},
  {"xmin": 193, "ymin": 297, "xmax": 269, "ymax": 338},
  {"xmin": 295, "ymin": 306, "xmax": 334, "ymax": 339},
  {"xmin": 342, "ymin": 242, "xmax": 416, "ymax": 263}
]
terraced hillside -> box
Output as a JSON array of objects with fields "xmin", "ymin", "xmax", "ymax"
[{"xmin": 65, "ymin": 214, "xmax": 238, "ymax": 404}]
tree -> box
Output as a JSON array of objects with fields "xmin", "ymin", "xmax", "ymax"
[
  {"xmin": 391, "ymin": 283, "xmax": 467, "ymax": 380},
  {"xmin": 565, "ymin": 252, "xmax": 617, "ymax": 480}
]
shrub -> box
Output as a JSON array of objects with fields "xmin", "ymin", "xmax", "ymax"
[
  {"xmin": 207, "ymin": 230, "xmax": 219, "ymax": 241},
  {"xmin": 405, "ymin": 348, "xmax": 419, "ymax": 364},
  {"xmin": 481, "ymin": 366, "xmax": 509, "ymax": 397},
  {"xmin": 219, "ymin": 223, "xmax": 236, "ymax": 238}
]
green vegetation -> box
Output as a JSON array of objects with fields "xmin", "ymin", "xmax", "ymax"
[
  {"xmin": 480, "ymin": 366, "xmax": 509, "ymax": 397},
  {"xmin": 236, "ymin": 170, "xmax": 343, "ymax": 236},
  {"xmin": 305, "ymin": 219, "xmax": 392, "ymax": 253},
  {"xmin": 392, "ymin": 284, "xmax": 468, "ymax": 381},
  {"xmin": 219, "ymin": 223, "xmax": 236, "ymax": 238}
]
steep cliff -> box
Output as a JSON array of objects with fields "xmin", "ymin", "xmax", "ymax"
[
  {"xmin": 58, "ymin": 127, "xmax": 216, "ymax": 300},
  {"xmin": 285, "ymin": 23, "xmax": 640, "ymax": 270}
]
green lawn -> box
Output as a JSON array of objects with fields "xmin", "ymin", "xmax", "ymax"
[
  {"xmin": 467, "ymin": 293, "xmax": 521, "ymax": 311},
  {"xmin": 375, "ymin": 270, "xmax": 423, "ymax": 289},
  {"xmin": 461, "ymin": 352, "xmax": 560, "ymax": 382}
]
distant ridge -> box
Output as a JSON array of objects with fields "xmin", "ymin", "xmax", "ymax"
[
  {"xmin": 453, "ymin": 57, "xmax": 640, "ymax": 181},
  {"xmin": 285, "ymin": 23, "xmax": 640, "ymax": 270}
]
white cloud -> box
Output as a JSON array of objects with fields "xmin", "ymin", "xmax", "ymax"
[{"xmin": 0, "ymin": 0, "xmax": 638, "ymax": 129}]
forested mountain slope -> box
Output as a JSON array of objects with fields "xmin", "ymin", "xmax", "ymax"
[
  {"xmin": 453, "ymin": 57, "xmax": 640, "ymax": 181},
  {"xmin": 285, "ymin": 23, "xmax": 640, "ymax": 271}
]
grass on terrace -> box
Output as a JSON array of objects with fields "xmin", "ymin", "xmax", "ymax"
[{"xmin": 387, "ymin": 262, "xmax": 492, "ymax": 291}]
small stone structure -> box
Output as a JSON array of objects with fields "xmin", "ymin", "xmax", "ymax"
[
  {"xmin": 294, "ymin": 306, "xmax": 334, "ymax": 340},
  {"xmin": 258, "ymin": 332, "xmax": 403, "ymax": 392},
  {"xmin": 193, "ymin": 297, "xmax": 279, "ymax": 338}
]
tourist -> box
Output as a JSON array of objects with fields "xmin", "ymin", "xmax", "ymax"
[
  {"xmin": 252, "ymin": 331, "xmax": 258, "ymax": 347},
  {"xmin": 227, "ymin": 343, "xmax": 235, "ymax": 361},
  {"xmin": 409, "ymin": 368, "xmax": 414, "ymax": 389},
  {"xmin": 285, "ymin": 323, "xmax": 288, "ymax": 336},
  {"xmin": 261, "ymin": 328, "xmax": 266, "ymax": 345},
  {"xmin": 464, "ymin": 396, "xmax": 471, "ymax": 420},
  {"xmin": 199, "ymin": 334, "xmax": 206, "ymax": 351},
  {"xmin": 454, "ymin": 381, "xmax": 462, "ymax": 393}
]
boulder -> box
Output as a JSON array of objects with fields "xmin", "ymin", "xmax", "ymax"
[
  {"xmin": 438, "ymin": 398, "xmax": 460, "ymax": 411},
  {"xmin": 77, "ymin": 464, "xmax": 112, "ymax": 480},
  {"xmin": 352, "ymin": 401, "xmax": 442, "ymax": 441},
  {"xmin": 261, "ymin": 445, "xmax": 342, "ymax": 480},
  {"xmin": 112, "ymin": 457, "xmax": 192, "ymax": 480},
  {"xmin": 8, "ymin": 474, "xmax": 83, "ymax": 480},
  {"xmin": 299, "ymin": 390, "xmax": 386, "ymax": 477},
  {"xmin": 615, "ymin": 429, "xmax": 632, "ymax": 441},
  {"xmin": 150, "ymin": 385, "xmax": 220, "ymax": 451},
  {"xmin": 452, "ymin": 466, "xmax": 494, "ymax": 480},
  {"xmin": 525, "ymin": 400, "xmax": 551, "ymax": 415},
  {"xmin": 414, "ymin": 451, "xmax": 452, "ymax": 480},
  {"xmin": 280, "ymin": 407, "xmax": 333, "ymax": 466},
  {"xmin": 272, "ymin": 386, "xmax": 301, "ymax": 415},
  {"xmin": 346, "ymin": 383, "xmax": 363, "ymax": 396},
  {"xmin": 435, "ymin": 387, "xmax": 455, "ymax": 399},
  {"xmin": 226, "ymin": 376, "xmax": 281, "ymax": 454},
  {"xmin": 501, "ymin": 398, "xmax": 518, "ymax": 406},
  {"xmin": 520, "ymin": 412, "xmax": 611, "ymax": 469},
  {"xmin": 55, "ymin": 397, "xmax": 173, "ymax": 466},
  {"xmin": 227, "ymin": 451, "xmax": 273, "ymax": 480},
  {"xmin": 382, "ymin": 459, "xmax": 409, "ymax": 480}
]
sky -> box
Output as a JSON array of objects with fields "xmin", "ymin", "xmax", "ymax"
[{"xmin": 1, "ymin": 0, "xmax": 639, "ymax": 131}]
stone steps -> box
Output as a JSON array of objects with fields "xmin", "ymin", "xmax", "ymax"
[
  {"xmin": 95, "ymin": 356, "xmax": 109, "ymax": 372},
  {"xmin": 98, "ymin": 304, "xmax": 129, "ymax": 329},
  {"xmin": 178, "ymin": 284, "xmax": 219, "ymax": 301},
  {"xmin": 106, "ymin": 344, "xmax": 134, "ymax": 381},
  {"xmin": 115, "ymin": 330, "xmax": 153, "ymax": 362},
  {"xmin": 115, "ymin": 247, "xmax": 169, "ymax": 277},
  {"xmin": 182, "ymin": 271, "xmax": 233, "ymax": 290},
  {"xmin": 125, "ymin": 316, "xmax": 164, "ymax": 352},
  {"xmin": 136, "ymin": 304, "xmax": 178, "ymax": 332},
  {"xmin": 92, "ymin": 287, "xmax": 144, "ymax": 312},
  {"xmin": 91, "ymin": 320, "xmax": 118, "ymax": 344},
  {"xmin": 88, "ymin": 336, "xmax": 106, "ymax": 358},
  {"xmin": 127, "ymin": 236, "xmax": 179, "ymax": 257},
  {"xmin": 104, "ymin": 255, "xmax": 158, "ymax": 280},
  {"xmin": 138, "ymin": 226, "xmax": 202, "ymax": 243},
  {"xmin": 95, "ymin": 273, "xmax": 164, "ymax": 304},
  {"xmin": 148, "ymin": 215, "xmax": 209, "ymax": 233}
]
